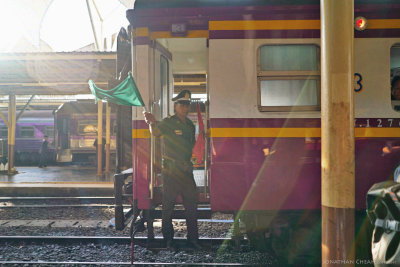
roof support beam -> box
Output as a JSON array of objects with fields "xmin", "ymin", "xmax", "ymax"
[
  {"xmin": 86, "ymin": 0, "xmax": 100, "ymax": 50},
  {"xmin": 8, "ymin": 94, "xmax": 16, "ymax": 174},
  {"xmin": 0, "ymin": 53, "xmax": 115, "ymax": 95},
  {"xmin": 0, "ymin": 111, "xmax": 8, "ymax": 127},
  {"xmin": 16, "ymin": 95, "xmax": 35, "ymax": 122}
]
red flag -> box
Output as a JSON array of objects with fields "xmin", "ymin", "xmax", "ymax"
[{"xmin": 193, "ymin": 103, "xmax": 205, "ymax": 164}]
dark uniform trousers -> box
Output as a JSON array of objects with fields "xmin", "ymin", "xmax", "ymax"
[{"xmin": 162, "ymin": 159, "xmax": 198, "ymax": 242}]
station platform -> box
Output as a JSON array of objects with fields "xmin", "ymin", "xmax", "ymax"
[{"xmin": 0, "ymin": 166, "xmax": 114, "ymax": 197}]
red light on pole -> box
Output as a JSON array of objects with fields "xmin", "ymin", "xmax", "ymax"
[
  {"xmin": 357, "ymin": 19, "xmax": 364, "ymax": 28},
  {"xmin": 355, "ymin": 16, "xmax": 367, "ymax": 31}
]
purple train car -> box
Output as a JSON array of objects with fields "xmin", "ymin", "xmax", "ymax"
[{"xmin": 0, "ymin": 109, "xmax": 55, "ymax": 165}]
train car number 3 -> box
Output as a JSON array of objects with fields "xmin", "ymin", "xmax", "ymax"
[{"xmin": 354, "ymin": 73, "xmax": 363, "ymax": 93}]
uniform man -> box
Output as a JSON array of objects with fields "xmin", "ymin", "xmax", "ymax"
[{"xmin": 143, "ymin": 90, "xmax": 200, "ymax": 250}]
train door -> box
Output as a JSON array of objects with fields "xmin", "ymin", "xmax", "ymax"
[
  {"xmin": 150, "ymin": 41, "xmax": 173, "ymax": 199},
  {"xmin": 59, "ymin": 117, "xmax": 70, "ymax": 149},
  {"xmin": 55, "ymin": 111, "xmax": 72, "ymax": 162},
  {"xmin": 131, "ymin": 36, "xmax": 209, "ymax": 209},
  {"xmin": 152, "ymin": 38, "xmax": 209, "ymax": 202}
]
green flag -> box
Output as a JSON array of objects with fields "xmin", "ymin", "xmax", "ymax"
[{"xmin": 88, "ymin": 72, "xmax": 145, "ymax": 107}]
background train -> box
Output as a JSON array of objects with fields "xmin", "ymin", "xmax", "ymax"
[
  {"xmin": 112, "ymin": 0, "xmax": 400, "ymax": 262},
  {"xmin": 54, "ymin": 101, "xmax": 116, "ymax": 164},
  {"xmin": 0, "ymin": 101, "xmax": 116, "ymax": 166},
  {"xmin": 0, "ymin": 109, "xmax": 55, "ymax": 165}
]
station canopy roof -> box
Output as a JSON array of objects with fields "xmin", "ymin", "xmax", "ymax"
[
  {"xmin": 0, "ymin": 52, "xmax": 116, "ymax": 95},
  {"xmin": 0, "ymin": 0, "xmax": 135, "ymax": 53},
  {"xmin": 0, "ymin": 0, "xmax": 135, "ymax": 97}
]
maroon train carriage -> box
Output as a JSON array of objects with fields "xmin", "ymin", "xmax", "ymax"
[
  {"xmin": 0, "ymin": 101, "xmax": 118, "ymax": 166},
  {"xmin": 54, "ymin": 101, "xmax": 117, "ymax": 164},
  {"xmin": 112, "ymin": 0, "xmax": 400, "ymax": 262}
]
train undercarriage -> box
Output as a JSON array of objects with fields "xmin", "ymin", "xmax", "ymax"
[{"xmin": 112, "ymin": 169, "xmax": 374, "ymax": 264}]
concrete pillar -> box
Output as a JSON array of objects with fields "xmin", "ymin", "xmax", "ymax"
[
  {"xmin": 8, "ymin": 94, "xmax": 16, "ymax": 174},
  {"xmin": 97, "ymin": 101, "xmax": 103, "ymax": 176},
  {"xmin": 321, "ymin": 0, "xmax": 355, "ymax": 265}
]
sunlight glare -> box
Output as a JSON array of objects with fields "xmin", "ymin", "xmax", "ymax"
[
  {"xmin": 40, "ymin": 0, "xmax": 96, "ymax": 52},
  {"xmin": 40, "ymin": 0, "xmax": 129, "ymax": 52},
  {"xmin": 0, "ymin": 1, "xmax": 24, "ymax": 51}
]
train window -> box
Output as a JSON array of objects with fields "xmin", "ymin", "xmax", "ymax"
[
  {"xmin": 390, "ymin": 45, "xmax": 400, "ymax": 111},
  {"xmin": 260, "ymin": 45, "xmax": 318, "ymax": 71},
  {"xmin": 44, "ymin": 126, "xmax": 54, "ymax": 137},
  {"xmin": 0, "ymin": 126, "xmax": 7, "ymax": 138},
  {"xmin": 77, "ymin": 120, "xmax": 97, "ymax": 135},
  {"xmin": 260, "ymin": 79, "xmax": 318, "ymax": 106},
  {"xmin": 19, "ymin": 126, "xmax": 34, "ymax": 138},
  {"xmin": 258, "ymin": 44, "xmax": 320, "ymax": 112}
]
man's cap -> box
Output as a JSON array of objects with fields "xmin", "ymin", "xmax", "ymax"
[{"xmin": 172, "ymin": 90, "xmax": 191, "ymax": 104}]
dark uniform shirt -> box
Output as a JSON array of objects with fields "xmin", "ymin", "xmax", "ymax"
[
  {"xmin": 40, "ymin": 140, "xmax": 48, "ymax": 154},
  {"xmin": 158, "ymin": 115, "xmax": 195, "ymax": 162}
]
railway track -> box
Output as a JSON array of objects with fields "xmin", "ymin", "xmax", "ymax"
[
  {"xmin": 0, "ymin": 218, "xmax": 233, "ymax": 228},
  {"xmin": 0, "ymin": 219, "xmax": 113, "ymax": 228},
  {"xmin": 0, "ymin": 261, "xmax": 239, "ymax": 266},
  {"xmin": 0, "ymin": 196, "xmax": 115, "ymax": 201},
  {"xmin": 0, "ymin": 233, "xmax": 265, "ymax": 265},
  {"xmin": 0, "ymin": 198, "xmax": 215, "ymax": 211},
  {"xmin": 0, "ymin": 235, "xmax": 230, "ymax": 247},
  {"xmin": 0, "ymin": 204, "xmax": 120, "ymax": 208}
]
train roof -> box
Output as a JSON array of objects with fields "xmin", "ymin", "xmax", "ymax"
[
  {"xmin": 133, "ymin": 0, "xmax": 397, "ymax": 8},
  {"xmin": 133, "ymin": 0, "xmax": 319, "ymax": 9},
  {"xmin": 0, "ymin": 109, "xmax": 54, "ymax": 118},
  {"xmin": 129, "ymin": 0, "xmax": 400, "ymax": 29},
  {"xmin": 55, "ymin": 101, "xmax": 104, "ymax": 115},
  {"xmin": 132, "ymin": 0, "xmax": 398, "ymax": 10}
]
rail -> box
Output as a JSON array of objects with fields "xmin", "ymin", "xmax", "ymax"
[
  {"xmin": 0, "ymin": 236, "xmax": 230, "ymax": 247},
  {"xmin": 0, "ymin": 261, "xmax": 239, "ymax": 266},
  {"xmin": 0, "ymin": 204, "xmax": 127, "ymax": 208}
]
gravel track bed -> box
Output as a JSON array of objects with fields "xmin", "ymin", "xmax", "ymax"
[
  {"xmin": 0, "ymin": 220, "xmax": 232, "ymax": 238},
  {"xmin": 0, "ymin": 210, "xmax": 277, "ymax": 265},
  {"xmin": 0, "ymin": 242, "xmax": 277, "ymax": 265}
]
